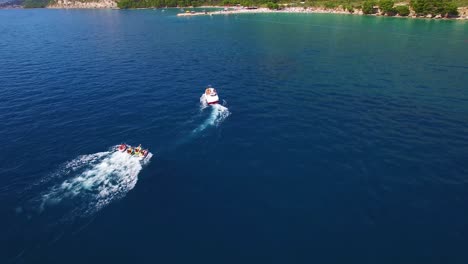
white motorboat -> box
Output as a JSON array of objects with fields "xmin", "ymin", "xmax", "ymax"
[{"xmin": 204, "ymin": 87, "xmax": 219, "ymax": 105}]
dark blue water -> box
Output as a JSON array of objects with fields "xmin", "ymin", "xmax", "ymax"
[{"xmin": 1, "ymin": 9, "xmax": 468, "ymax": 263}]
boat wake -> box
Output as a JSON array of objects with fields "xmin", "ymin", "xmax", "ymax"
[
  {"xmin": 33, "ymin": 147, "xmax": 152, "ymax": 220},
  {"xmin": 199, "ymin": 94, "xmax": 209, "ymax": 110},
  {"xmin": 193, "ymin": 101, "xmax": 230, "ymax": 134},
  {"xmin": 4, "ymin": 147, "xmax": 152, "ymax": 261}
]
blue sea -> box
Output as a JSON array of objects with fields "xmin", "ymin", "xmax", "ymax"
[{"xmin": 1, "ymin": 9, "xmax": 468, "ymax": 263}]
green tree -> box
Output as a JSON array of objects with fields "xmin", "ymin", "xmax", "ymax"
[
  {"xmin": 362, "ymin": 0, "xmax": 376, "ymax": 14},
  {"xmin": 343, "ymin": 4, "xmax": 354, "ymax": 12},
  {"xmin": 410, "ymin": 0, "xmax": 458, "ymax": 16},
  {"xmin": 166, "ymin": 0, "xmax": 178, "ymax": 6},
  {"xmin": 444, "ymin": 2, "xmax": 458, "ymax": 16},
  {"xmin": 241, "ymin": 0, "xmax": 252, "ymax": 6},
  {"xmin": 410, "ymin": 0, "xmax": 424, "ymax": 15},
  {"xmin": 266, "ymin": 1, "xmax": 279, "ymax": 9},
  {"xmin": 324, "ymin": 1, "xmax": 338, "ymax": 9},
  {"xmin": 379, "ymin": 0, "xmax": 395, "ymax": 15},
  {"xmin": 395, "ymin": 5, "xmax": 410, "ymax": 16},
  {"xmin": 117, "ymin": 0, "xmax": 132, "ymax": 8},
  {"xmin": 23, "ymin": 0, "xmax": 50, "ymax": 7}
]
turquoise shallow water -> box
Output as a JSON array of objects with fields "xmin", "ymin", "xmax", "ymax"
[{"xmin": 0, "ymin": 9, "xmax": 468, "ymax": 263}]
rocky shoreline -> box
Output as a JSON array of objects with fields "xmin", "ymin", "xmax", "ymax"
[
  {"xmin": 178, "ymin": 6, "xmax": 468, "ymax": 20},
  {"xmin": 0, "ymin": 0, "xmax": 117, "ymax": 8},
  {"xmin": 1, "ymin": 2, "xmax": 467, "ymax": 20},
  {"xmin": 48, "ymin": 0, "xmax": 116, "ymax": 8}
]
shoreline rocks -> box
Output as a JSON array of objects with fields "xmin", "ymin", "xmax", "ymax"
[
  {"xmin": 1, "ymin": 2, "xmax": 467, "ymax": 20},
  {"xmin": 48, "ymin": 0, "xmax": 117, "ymax": 8},
  {"xmin": 177, "ymin": 6, "xmax": 468, "ymax": 20}
]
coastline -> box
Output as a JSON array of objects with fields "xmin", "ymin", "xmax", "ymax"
[
  {"xmin": 1, "ymin": 2, "xmax": 467, "ymax": 20},
  {"xmin": 47, "ymin": 0, "xmax": 116, "ymax": 8},
  {"xmin": 177, "ymin": 6, "xmax": 468, "ymax": 20}
]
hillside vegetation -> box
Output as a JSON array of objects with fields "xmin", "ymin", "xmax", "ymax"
[
  {"xmin": 4, "ymin": 0, "xmax": 466, "ymax": 17},
  {"xmin": 116, "ymin": 0, "xmax": 464, "ymax": 15},
  {"xmin": 23, "ymin": 0, "xmax": 49, "ymax": 7}
]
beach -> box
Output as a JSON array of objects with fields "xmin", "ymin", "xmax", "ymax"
[{"xmin": 177, "ymin": 6, "xmax": 468, "ymax": 20}]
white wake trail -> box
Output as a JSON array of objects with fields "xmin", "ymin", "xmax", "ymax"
[
  {"xmin": 38, "ymin": 148, "xmax": 152, "ymax": 219},
  {"xmin": 193, "ymin": 103, "xmax": 230, "ymax": 134},
  {"xmin": 199, "ymin": 94, "xmax": 209, "ymax": 111}
]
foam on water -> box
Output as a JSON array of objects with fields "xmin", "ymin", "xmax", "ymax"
[
  {"xmin": 37, "ymin": 147, "xmax": 152, "ymax": 219},
  {"xmin": 199, "ymin": 94, "xmax": 209, "ymax": 111},
  {"xmin": 193, "ymin": 96, "xmax": 231, "ymax": 134}
]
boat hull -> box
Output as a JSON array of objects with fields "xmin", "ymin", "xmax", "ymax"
[
  {"xmin": 204, "ymin": 87, "xmax": 219, "ymax": 105},
  {"xmin": 206, "ymin": 95, "xmax": 219, "ymax": 105}
]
